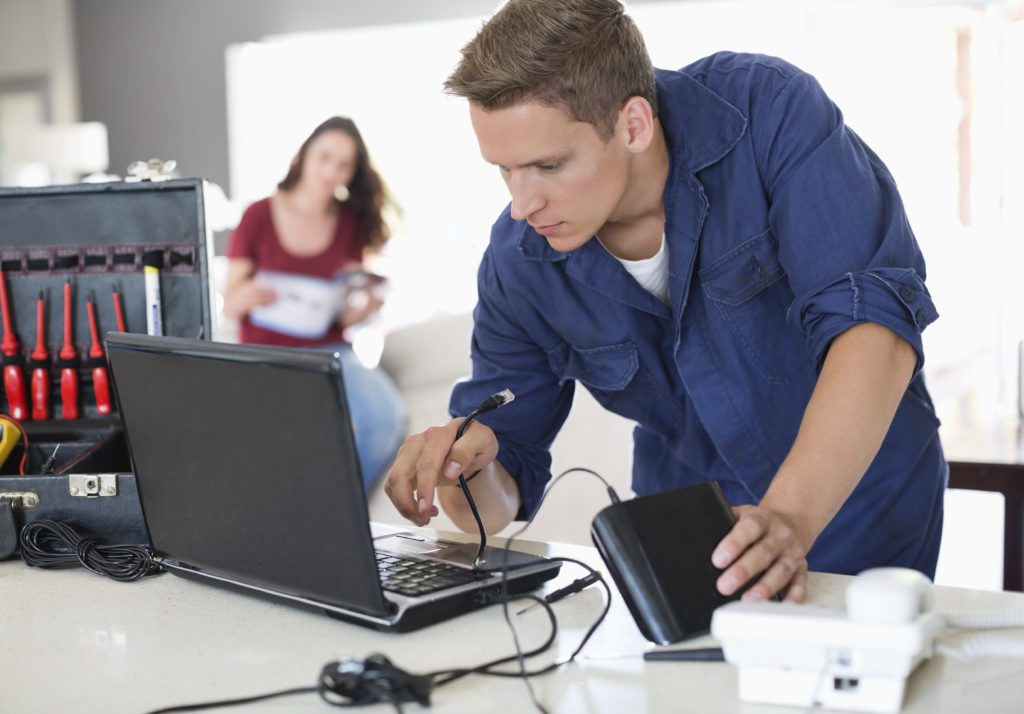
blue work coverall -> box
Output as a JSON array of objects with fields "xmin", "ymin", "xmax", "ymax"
[{"xmin": 450, "ymin": 53, "xmax": 947, "ymax": 577}]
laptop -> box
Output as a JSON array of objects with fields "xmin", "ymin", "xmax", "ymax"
[{"xmin": 105, "ymin": 333, "xmax": 560, "ymax": 632}]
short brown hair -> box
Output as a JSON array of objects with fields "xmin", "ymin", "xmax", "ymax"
[{"xmin": 444, "ymin": 0, "xmax": 657, "ymax": 139}]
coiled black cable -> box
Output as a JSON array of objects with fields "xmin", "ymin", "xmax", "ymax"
[{"xmin": 19, "ymin": 520, "xmax": 163, "ymax": 582}]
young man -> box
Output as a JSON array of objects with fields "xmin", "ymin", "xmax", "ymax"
[{"xmin": 384, "ymin": 0, "xmax": 946, "ymax": 603}]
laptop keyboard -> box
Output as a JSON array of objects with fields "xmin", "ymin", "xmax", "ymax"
[{"xmin": 376, "ymin": 552, "xmax": 484, "ymax": 597}]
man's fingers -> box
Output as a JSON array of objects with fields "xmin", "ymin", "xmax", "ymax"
[
  {"xmin": 714, "ymin": 506, "xmax": 807, "ymax": 599},
  {"xmin": 446, "ymin": 421, "xmax": 499, "ymax": 477},
  {"xmin": 384, "ymin": 439, "xmax": 424, "ymax": 524},
  {"xmin": 712, "ymin": 508, "xmax": 768, "ymax": 569},
  {"xmin": 413, "ymin": 422, "xmax": 462, "ymax": 517},
  {"xmin": 384, "ymin": 419, "xmax": 499, "ymax": 528},
  {"xmin": 716, "ymin": 535, "xmax": 778, "ymax": 596},
  {"xmin": 740, "ymin": 554, "xmax": 803, "ymax": 602},
  {"xmin": 782, "ymin": 568, "xmax": 809, "ymax": 603}
]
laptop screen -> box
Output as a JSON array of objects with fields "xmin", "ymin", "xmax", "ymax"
[{"xmin": 106, "ymin": 334, "xmax": 390, "ymax": 616}]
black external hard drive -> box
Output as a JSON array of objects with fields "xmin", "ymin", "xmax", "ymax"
[{"xmin": 590, "ymin": 481, "xmax": 743, "ymax": 644}]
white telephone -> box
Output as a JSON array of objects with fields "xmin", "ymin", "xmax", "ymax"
[{"xmin": 710, "ymin": 568, "xmax": 1024, "ymax": 713}]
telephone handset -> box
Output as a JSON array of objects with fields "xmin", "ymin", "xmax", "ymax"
[{"xmin": 844, "ymin": 567, "xmax": 935, "ymax": 625}]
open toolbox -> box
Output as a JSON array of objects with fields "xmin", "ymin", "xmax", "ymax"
[{"xmin": 0, "ymin": 178, "xmax": 215, "ymax": 553}]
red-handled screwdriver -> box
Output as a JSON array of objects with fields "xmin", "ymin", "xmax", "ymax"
[
  {"xmin": 85, "ymin": 292, "xmax": 111, "ymax": 415},
  {"xmin": 112, "ymin": 286, "xmax": 127, "ymax": 332},
  {"xmin": 29, "ymin": 291, "xmax": 50, "ymax": 420},
  {"xmin": 58, "ymin": 279, "xmax": 79, "ymax": 420},
  {"xmin": 0, "ymin": 271, "xmax": 28, "ymax": 421}
]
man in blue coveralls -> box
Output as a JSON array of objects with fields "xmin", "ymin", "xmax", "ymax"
[{"xmin": 384, "ymin": 0, "xmax": 947, "ymax": 602}]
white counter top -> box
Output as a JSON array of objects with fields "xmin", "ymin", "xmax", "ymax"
[{"xmin": 2, "ymin": 534, "xmax": 1023, "ymax": 713}]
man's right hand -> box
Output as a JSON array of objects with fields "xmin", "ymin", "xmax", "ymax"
[{"xmin": 384, "ymin": 418, "xmax": 500, "ymax": 527}]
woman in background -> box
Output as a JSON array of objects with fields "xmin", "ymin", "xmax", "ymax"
[{"xmin": 223, "ymin": 116, "xmax": 406, "ymax": 492}]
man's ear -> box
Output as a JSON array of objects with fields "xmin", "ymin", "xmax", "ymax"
[{"xmin": 620, "ymin": 96, "xmax": 656, "ymax": 154}]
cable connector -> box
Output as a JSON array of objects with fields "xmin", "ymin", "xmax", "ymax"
[
  {"xmin": 517, "ymin": 571, "xmax": 602, "ymax": 615},
  {"xmin": 477, "ymin": 388, "xmax": 515, "ymax": 413}
]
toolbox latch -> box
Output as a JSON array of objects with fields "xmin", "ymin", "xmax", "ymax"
[
  {"xmin": 0, "ymin": 491, "xmax": 40, "ymax": 509},
  {"xmin": 69, "ymin": 474, "xmax": 118, "ymax": 497}
]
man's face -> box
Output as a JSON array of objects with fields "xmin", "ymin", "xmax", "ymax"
[{"xmin": 470, "ymin": 101, "xmax": 630, "ymax": 253}]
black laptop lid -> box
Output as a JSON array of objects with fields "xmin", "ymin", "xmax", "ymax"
[{"xmin": 106, "ymin": 334, "xmax": 390, "ymax": 616}]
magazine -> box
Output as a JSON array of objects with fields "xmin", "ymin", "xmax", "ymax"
[{"xmin": 248, "ymin": 269, "xmax": 386, "ymax": 339}]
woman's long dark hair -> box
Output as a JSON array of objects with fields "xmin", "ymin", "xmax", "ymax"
[{"xmin": 278, "ymin": 116, "xmax": 394, "ymax": 250}]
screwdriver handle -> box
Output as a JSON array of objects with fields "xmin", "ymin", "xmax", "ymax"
[
  {"xmin": 59, "ymin": 280, "xmax": 78, "ymax": 420},
  {"xmin": 3, "ymin": 363, "xmax": 27, "ymax": 421},
  {"xmin": 30, "ymin": 294, "xmax": 49, "ymax": 420},
  {"xmin": 30, "ymin": 365, "xmax": 50, "ymax": 420},
  {"xmin": 91, "ymin": 365, "xmax": 112, "ymax": 415},
  {"xmin": 60, "ymin": 367, "xmax": 79, "ymax": 420}
]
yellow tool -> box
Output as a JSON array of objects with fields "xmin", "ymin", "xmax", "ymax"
[{"xmin": 0, "ymin": 416, "xmax": 21, "ymax": 469}]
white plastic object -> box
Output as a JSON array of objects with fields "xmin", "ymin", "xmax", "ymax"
[
  {"xmin": 941, "ymin": 609, "xmax": 1024, "ymax": 630},
  {"xmin": 712, "ymin": 601, "xmax": 943, "ymax": 713},
  {"xmin": 937, "ymin": 633, "xmax": 1024, "ymax": 661},
  {"xmin": 846, "ymin": 568, "xmax": 935, "ymax": 625},
  {"xmin": 711, "ymin": 567, "xmax": 944, "ymax": 713}
]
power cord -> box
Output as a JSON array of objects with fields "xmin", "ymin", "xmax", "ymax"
[
  {"xmin": 147, "ymin": 687, "xmax": 318, "ymax": 714},
  {"xmin": 19, "ymin": 520, "xmax": 163, "ymax": 582},
  {"xmin": 145, "ymin": 466, "xmax": 620, "ymax": 714},
  {"xmin": 363, "ymin": 467, "xmax": 621, "ymax": 712},
  {"xmin": 464, "ymin": 467, "xmax": 618, "ymax": 712}
]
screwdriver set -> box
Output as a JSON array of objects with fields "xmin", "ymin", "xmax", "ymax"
[{"xmin": 0, "ymin": 178, "xmax": 213, "ymax": 478}]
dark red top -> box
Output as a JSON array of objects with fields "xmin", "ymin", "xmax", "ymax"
[{"xmin": 227, "ymin": 197, "xmax": 363, "ymax": 347}]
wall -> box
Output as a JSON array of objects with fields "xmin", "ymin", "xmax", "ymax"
[
  {"xmin": 74, "ymin": 0, "xmax": 495, "ymax": 188},
  {"xmin": 0, "ymin": 0, "xmax": 80, "ymax": 182},
  {"xmin": 0, "ymin": 0, "xmax": 78, "ymax": 121},
  {"xmin": 0, "ymin": 0, "xmax": 51, "ymax": 81},
  {"xmin": 73, "ymin": 0, "xmax": 670, "ymax": 193}
]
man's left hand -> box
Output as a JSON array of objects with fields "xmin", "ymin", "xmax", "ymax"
[{"xmin": 711, "ymin": 505, "xmax": 809, "ymax": 603}]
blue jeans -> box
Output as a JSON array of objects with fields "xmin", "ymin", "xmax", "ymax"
[{"xmin": 334, "ymin": 347, "xmax": 407, "ymax": 494}]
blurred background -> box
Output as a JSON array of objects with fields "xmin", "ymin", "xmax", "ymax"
[{"xmin": 1, "ymin": 0, "xmax": 1021, "ymax": 588}]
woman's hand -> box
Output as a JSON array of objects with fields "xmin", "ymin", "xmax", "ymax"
[
  {"xmin": 337, "ymin": 261, "xmax": 386, "ymax": 328},
  {"xmin": 339, "ymin": 290, "xmax": 384, "ymax": 328},
  {"xmin": 223, "ymin": 279, "xmax": 277, "ymax": 319},
  {"xmin": 223, "ymin": 258, "xmax": 277, "ymax": 319}
]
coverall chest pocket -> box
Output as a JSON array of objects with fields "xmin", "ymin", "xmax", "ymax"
[
  {"xmin": 547, "ymin": 341, "xmax": 638, "ymax": 392},
  {"xmin": 546, "ymin": 341, "xmax": 680, "ymax": 433},
  {"xmin": 699, "ymin": 229, "xmax": 807, "ymax": 384}
]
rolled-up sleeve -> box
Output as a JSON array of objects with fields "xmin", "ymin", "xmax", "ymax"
[
  {"xmin": 792, "ymin": 267, "xmax": 937, "ymax": 372},
  {"xmin": 753, "ymin": 70, "xmax": 938, "ymax": 373},
  {"xmin": 449, "ymin": 248, "xmax": 574, "ymax": 521}
]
